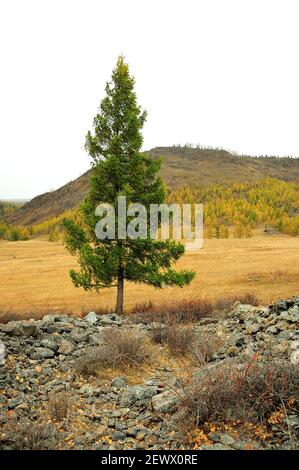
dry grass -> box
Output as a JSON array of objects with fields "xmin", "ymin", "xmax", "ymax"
[
  {"xmin": 48, "ymin": 392, "xmax": 72, "ymax": 422},
  {"xmin": 245, "ymin": 269, "xmax": 291, "ymax": 284},
  {"xmin": 76, "ymin": 328, "xmax": 154, "ymax": 376},
  {"xmin": 5, "ymin": 420, "xmax": 59, "ymax": 450},
  {"xmin": 163, "ymin": 325, "xmax": 196, "ymax": 356},
  {"xmin": 0, "ymin": 230, "xmax": 298, "ymax": 318}
]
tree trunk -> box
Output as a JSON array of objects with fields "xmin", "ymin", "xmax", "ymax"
[{"xmin": 115, "ymin": 266, "xmax": 124, "ymax": 315}]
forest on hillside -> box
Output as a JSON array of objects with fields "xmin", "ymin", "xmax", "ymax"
[{"xmin": 1, "ymin": 178, "xmax": 298, "ymax": 241}]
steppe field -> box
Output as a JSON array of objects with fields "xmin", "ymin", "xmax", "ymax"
[{"xmin": 0, "ymin": 230, "xmax": 298, "ymax": 319}]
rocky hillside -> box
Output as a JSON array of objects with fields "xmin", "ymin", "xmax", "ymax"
[
  {"xmin": 8, "ymin": 147, "xmax": 299, "ymax": 226},
  {"xmin": 0, "ymin": 296, "xmax": 298, "ymax": 450}
]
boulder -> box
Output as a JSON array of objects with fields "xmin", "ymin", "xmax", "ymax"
[
  {"xmin": 99, "ymin": 314, "xmax": 123, "ymax": 326},
  {"xmin": 150, "ymin": 389, "xmax": 180, "ymax": 413},
  {"xmin": 58, "ymin": 339, "xmax": 75, "ymax": 355},
  {"xmin": 33, "ymin": 347, "xmax": 55, "ymax": 359},
  {"xmin": 0, "ymin": 340, "xmax": 5, "ymax": 365},
  {"xmin": 120, "ymin": 385, "xmax": 158, "ymax": 407},
  {"xmin": 69, "ymin": 327, "xmax": 90, "ymax": 343},
  {"xmin": 84, "ymin": 311, "xmax": 99, "ymax": 325}
]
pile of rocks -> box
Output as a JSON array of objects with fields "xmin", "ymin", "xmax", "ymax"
[
  {"xmin": 0, "ymin": 297, "xmax": 298, "ymax": 450},
  {"xmin": 194, "ymin": 297, "xmax": 299, "ymax": 364}
]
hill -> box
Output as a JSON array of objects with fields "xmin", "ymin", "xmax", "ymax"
[{"xmin": 8, "ymin": 146, "xmax": 299, "ymax": 226}]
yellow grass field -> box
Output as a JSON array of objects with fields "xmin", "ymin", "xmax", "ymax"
[{"xmin": 0, "ymin": 231, "xmax": 298, "ymax": 318}]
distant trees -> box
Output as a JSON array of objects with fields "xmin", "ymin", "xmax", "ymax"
[{"xmin": 168, "ymin": 178, "xmax": 299, "ymax": 237}]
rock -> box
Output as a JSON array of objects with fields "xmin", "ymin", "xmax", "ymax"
[
  {"xmin": 272, "ymin": 301, "xmax": 288, "ymax": 313},
  {"xmin": 84, "ymin": 311, "xmax": 99, "ymax": 325},
  {"xmin": 234, "ymin": 334, "xmax": 246, "ymax": 347},
  {"xmin": 290, "ymin": 350, "xmax": 299, "ymax": 364},
  {"xmin": 111, "ymin": 377, "xmax": 127, "ymax": 388},
  {"xmin": 0, "ymin": 340, "xmax": 5, "ymax": 365},
  {"xmin": 150, "ymin": 389, "xmax": 180, "ymax": 413},
  {"xmin": 58, "ymin": 339, "xmax": 75, "ymax": 355},
  {"xmin": 219, "ymin": 433, "xmax": 235, "ymax": 447},
  {"xmin": 22, "ymin": 320, "xmax": 37, "ymax": 337},
  {"xmin": 41, "ymin": 336, "xmax": 59, "ymax": 352},
  {"xmin": 290, "ymin": 340, "xmax": 299, "ymax": 351},
  {"xmin": 265, "ymin": 325, "xmax": 278, "ymax": 335},
  {"xmin": 111, "ymin": 431, "xmax": 126, "ymax": 441},
  {"xmin": 149, "ymin": 322, "xmax": 166, "ymax": 330},
  {"xmin": 33, "ymin": 347, "xmax": 55, "ymax": 358},
  {"xmin": 99, "ymin": 314, "xmax": 122, "ymax": 326},
  {"xmin": 245, "ymin": 324, "xmax": 261, "ymax": 335},
  {"xmin": 201, "ymin": 443, "xmax": 229, "ymax": 450},
  {"xmin": 230, "ymin": 304, "xmax": 257, "ymax": 319},
  {"xmin": 120, "ymin": 385, "xmax": 158, "ymax": 407},
  {"xmin": 89, "ymin": 332, "xmax": 104, "ymax": 346},
  {"xmin": 0, "ymin": 321, "xmax": 24, "ymax": 336},
  {"xmin": 275, "ymin": 321, "xmax": 291, "ymax": 331},
  {"xmin": 272, "ymin": 341, "xmax": 289, "ymax": 355},
  {"xmin": 69, "ymin": 327, "xmax": 90, "ymax": 343},
  {"xmin": 280, "ymin": 307, "xmax": 299, "ymax": 323}
]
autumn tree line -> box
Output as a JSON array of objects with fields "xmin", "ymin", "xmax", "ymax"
[{"xmin": 0, "ymin": 177, "xmax": 299, "ymax": 241}]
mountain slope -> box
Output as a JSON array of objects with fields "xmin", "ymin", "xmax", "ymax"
[{"xmin": 8, "ymin": 147, "xmax": 299, "ymax": 226}]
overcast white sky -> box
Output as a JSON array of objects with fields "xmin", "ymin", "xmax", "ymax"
[{"xmin": 1, "ymin": 0, "xmax": 298, "ymax": 199}]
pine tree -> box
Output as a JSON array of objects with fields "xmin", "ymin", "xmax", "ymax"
[{"xmin": 63, "ymin": 56, "xmax": 195, "ymax": 314}]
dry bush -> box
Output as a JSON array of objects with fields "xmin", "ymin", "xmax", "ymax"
[
  {"xmin": 179, "ymin": 358, "xmax": 299, "ymax": 432},
  {"xmin": 214, "ymin": 292, "xmax": 260, "ymax": 312},
  {"xmin": 6, "ymin": 420, "xmax": 59, "ymax": 450},
  {"xmin": 48, "ymin": 392, "xmax": 72, "ymax": 421},
  {"xmin": 130, "ymin": 298, "xmax": 215, "ymax": 324},
  {"xmin": 234, "ymin": 292, "xmax": 260, "ymax": 306},
  {"xmin": 150, "ymin": 322, "xmax": 166, "ymax": 344},
  {"xmin": 76, "ymin": 328, "xmax": 153, "ymax": 376},
  {"xmin": 162, "ymin": 324, "xmax": 196, "ymax": 356},
  {"xmin": 191, "ymin": 332, "xmax": 225, "ymax": 365}
]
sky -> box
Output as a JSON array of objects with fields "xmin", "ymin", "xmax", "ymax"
[{"xmin": 1, "ymin": 0, "xmax": 299, "ymax": 199}]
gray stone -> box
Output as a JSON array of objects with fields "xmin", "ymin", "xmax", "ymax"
[
  {"xmin": 111, "ymin": 431, "xmax": 126, "ymax": 441},
  {"xmin": 272, "ymin": 301, "xmax": 288, "ymax": 313},
  {"xmin": 290, "ymin": 340, "xmax": 299, "ymax": 351},
  {"xmin": 0, "ymin": 340, "xmax": 5, "ymax": 365},
  {"xmin": 0, "ymin": 321, "xmax": 24, "ymax": 336},
  {"xmin": 41, "ymin": 336, "xmax": 59, "ymax": 352},
  {"xmin": 33, "ymin": 347, "xmax": 55, "ymax": 358},
  {"xmin": 89, "ymin": 332, "xmax": 104, "ymax": 346},
  {"xmin": 201, "ymin": 443, "xmax": 229, "ymax": 450},
  {"xmin": 230, "ymin": 304, "xmax": 257, "ymax": 319},
  {"xmin": 120, "ymin": 385, "xmax": 158, "ymax": 407},
  {"xmin": 265, "ymin": 325, "xmax": 278, "ymax": 334},
  {"xmin": 69, "ymin": 327, "xmax": 90, "ymax": 343},
  {"xmin": 58, "ymin": 339, "xmax": 75, "ymax": 355},
  {"xmin": 99, "ymin": 314, "xmax": 122, "ymax": 326},
  {"xmin": 280, "ymin": 307, "xmax": 299, "ymax": 323},
  {"xmin": 21, "ymin": 320, "xmax": 37, "ymax": 337},
  {"xmin": 84, "ymin": 311, "xmax": 99, "ymax": 325},
  {"xmin": 150, "ymin": 389, "xmax": 180, "ymax": 413},
  {"xmin": 111, "ymin": 377, "xmax": 127, "ymax": 388},
  {"xmin": 219, "ymin": 433, "xmax": 235, "ymax": 447}
]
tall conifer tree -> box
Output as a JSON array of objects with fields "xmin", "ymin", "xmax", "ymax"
[{"xmin": 64, "ymin": 57, "xmax": 194, "ymax": 314}]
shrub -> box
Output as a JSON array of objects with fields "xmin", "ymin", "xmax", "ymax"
[
  {"xmin": 179, "ymin": 358, "xmax": 299, "ymax": 431},
  {"xmin": 191, "ymin": 332, "xmax": 225, "ymax": 365},
  {"xmin": 163, "ymin": 324, "xmax": 196, "ymax": 356},
  {"xmin": 6, "ymin": 420, "xmax": 59, "ymax": 450},
  {"xmin": 76, "ymin": 328, "xmax": 153, "ymax": 376},
  {"xmin": 130, "ymin": 298, "xmax": 215, "ymax": 323},
  {"xmin": 48, "ymin": 392, "xmax": 72, "ymax": 421}
]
